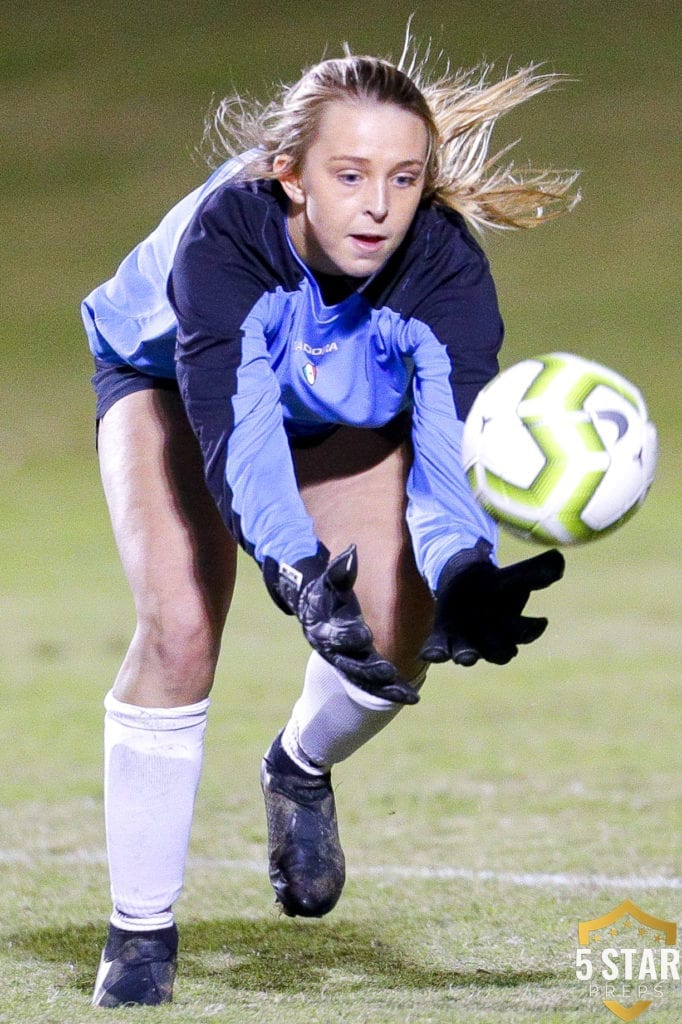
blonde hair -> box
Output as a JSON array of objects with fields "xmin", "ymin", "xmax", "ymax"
[{"xmin": 202, "ymin": 33, "xmax": 580, "ymax": 231}]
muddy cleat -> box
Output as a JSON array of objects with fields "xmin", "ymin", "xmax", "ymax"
[
  {"xmin": 261, "ymin": 735, "xmax": 345, "ymax": 917},
  {"xmin": 92, "ymin": 923, "xmax": 178, "ymax": 1007}
]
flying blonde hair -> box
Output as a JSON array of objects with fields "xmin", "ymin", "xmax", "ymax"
[{"xmin": 201, "ymin": 30, "xmax": 580, "ymax": 231}]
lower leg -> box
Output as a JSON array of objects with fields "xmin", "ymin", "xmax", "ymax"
[
  {"xmin": 104, "ymin": 692, "xmax": 210, "ymax": 927},
  {"xmin": 281, "ymin": 651, "xmax": 426, "ymax": 773},
  {"xmin": 261, "ymin": 653, "xmax": 426, "ymax": 917},
  {"xmin": 93, "ymin": 693, "xmax": 208, "ymax": 1007}
]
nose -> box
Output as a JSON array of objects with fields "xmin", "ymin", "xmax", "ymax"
[{"xmin": 365, "ymin": 180, "xmax": 388, "ymax": 222}]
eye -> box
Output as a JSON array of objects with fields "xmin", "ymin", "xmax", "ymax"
[
  {"xmin": 337, "ymin": 171, "xmax": 363, "ymax": 185},
  {"xmin": 393, "ymin": 173, "xmax": 420, "ymax": 188}
]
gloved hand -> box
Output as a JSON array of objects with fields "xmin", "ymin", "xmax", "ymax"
[
  {"xmin": 264, "ymin": 544, "xmax": 419, "ymax": 705},
  {"xmin": 420, "ymin": 539, "xmax": 565, "ymax": 667}
]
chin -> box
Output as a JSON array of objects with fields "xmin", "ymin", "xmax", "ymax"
[{"xmin": 346, "ymin": 255, "xmax": 388, "ymax": 277}]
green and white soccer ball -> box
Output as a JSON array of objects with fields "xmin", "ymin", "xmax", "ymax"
[{"xmin": 461, "ymin": 352, "xmax": 658, "ymax": 545}]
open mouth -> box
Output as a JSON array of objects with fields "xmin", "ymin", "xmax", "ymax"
[{"xmin": 350, "ymin": 234, "xmax": 386, "ymax": 252}]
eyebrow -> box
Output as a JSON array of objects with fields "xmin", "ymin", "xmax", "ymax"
[{"xmin": 327, "ymin": 156, "xmax": 425, "ymax": 168}]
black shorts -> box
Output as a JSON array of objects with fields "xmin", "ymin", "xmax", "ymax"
[
  {"xmin": 90, "ymin": 356, "xmax": 411, "ymax": 449},
  {"xmin": 91, "ymin": 357, "xmax": 179, "ymax": 422}
]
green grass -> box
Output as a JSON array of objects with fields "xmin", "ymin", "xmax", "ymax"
[
  {"xmin": 1, "ymin": 1, "xmax": 680, "ymax": 1021},
  {"xmin": 1, "ymin": 455, "xmax": 680, "ymax": 1022}
]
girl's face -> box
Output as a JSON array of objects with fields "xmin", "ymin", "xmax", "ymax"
[{"xmin": 277, "ymin": 99, "xmax": 429, "ymax": 278}]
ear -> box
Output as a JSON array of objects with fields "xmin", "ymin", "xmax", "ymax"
[{"xmin": 273, "ymin": 154, "xmax": 305, "ymax": 204}]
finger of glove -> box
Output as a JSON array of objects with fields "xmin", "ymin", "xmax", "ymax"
[
  {"xmin": 419, "ymin": 624, "xmax": 482, "ymax": 666},
  {"xmin": 325, "ymin": 545, "xmax": 358, "ymax": 592},
  {"xmin": 444, "ymin": 627, "xmax": 482, "ymax": 667},
  {"xmin": 418, "ymin": 628, "xmax": 453, "ymax": 664},
  {"xmin": 304, "ymin": 623, "xmax": 374, "ymax": 663},
  {"xmin": 515, "ymin": 615, "xmax": 548, "ymax": 645},
  {"xmin": 498, "ymin": 549, "xmax": 565, "ymax": 599},
  {"xmin": 330, "ymin": 648, "xmax": 396, "ymax": 683},
  {"xmin": 331, "ymin": 655, "xmax": 420, "ymax": 705},
  {"xmin": 374, "ymin": 681, "xmax": 421, "ymax": 705},
  {"xmin": 451, "ymin": 645, "xmax": 481, "ymax": 667},
  {"xmin": 478, "ymin": 639, "xmax": 518, "ymax": 665}
]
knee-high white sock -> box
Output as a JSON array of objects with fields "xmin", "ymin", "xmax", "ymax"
[
  {"xmin": 281, "ymin": 651, "xmax": 425, "ymax": 773},
  {"xmin": 103, "ymin": 691, "xmax": 208, "ymax": 928}
]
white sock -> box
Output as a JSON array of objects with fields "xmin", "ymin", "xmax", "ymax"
[
  {"xmin": 281, "ymin": 651, "xmax": 425, "ymax": 773},
  {"xmin": 103, "ymin": 690, "xmax": 209, "ymax": 925},
  {"xmin": 109, "ymin": 908, "xmax": 175, "ymax": 933}
]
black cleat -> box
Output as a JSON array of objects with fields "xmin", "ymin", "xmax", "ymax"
[
  {"xmin": 261, "ymin": 735, "xmax": 345, "ymax": 917},
  {"xmin": 92, "ymin": 922, "xmax": 178, "ymax": 1007}
]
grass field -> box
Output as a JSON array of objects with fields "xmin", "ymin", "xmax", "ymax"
[{"xmin": 1, "ymin": 2, "xmax": 680, "ymax": 1022}]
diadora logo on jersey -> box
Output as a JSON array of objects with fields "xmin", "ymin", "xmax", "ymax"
[
  {"xmin": 302, "ymin": 362, "xmax": 317, "ymax": 385},
  {"xmin": 293, "ymin": 341, "xmax": 338, "ymax": 356}
]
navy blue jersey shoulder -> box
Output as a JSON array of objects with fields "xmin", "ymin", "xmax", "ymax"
[{"xmin": 168, "ymin": 178, "xmax": 302, "ymax": 357}]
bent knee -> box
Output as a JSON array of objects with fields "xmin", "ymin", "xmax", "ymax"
[
  {"xmin": 362, "ymin": 580, "xmax": 434, "ymax": 680},
  {"xmin": 133, "ymin": 600, "xmax": 224, "ymax": 686},
  {"xmin": 369, "ymin": 614, "xmax": 432, "ymax": 680}
]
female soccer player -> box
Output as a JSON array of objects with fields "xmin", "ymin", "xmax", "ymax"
[{"xmin": 82, "ymin": 39, "xmax": 578, "ymax": 1006}]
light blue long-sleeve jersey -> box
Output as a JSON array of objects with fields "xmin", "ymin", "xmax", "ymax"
[{"xmin": 82, "ymin": 160, "xmax": 502, "ymax": 590}]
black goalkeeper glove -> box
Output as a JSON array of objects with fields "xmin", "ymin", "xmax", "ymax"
[
  {"xmin": 264, "ymin": 544, "xmax": 419, "ymax": 706},
  {"xmin": 420, "ymin": 539, "xmax": 565, "ymax": 667}
]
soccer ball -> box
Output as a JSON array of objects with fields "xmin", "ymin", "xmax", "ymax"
[{"xmin": 461, "ymin": 352, "xmax": 658, "ymax": 545}]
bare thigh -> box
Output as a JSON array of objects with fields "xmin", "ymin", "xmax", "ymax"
[
  {"xmin": 293, "ymin": 427, "xmax": 434, "ymax": 679},
  {"xmin": 98, "ymin": 388, "xmax": 237, "ymax": 707}
]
